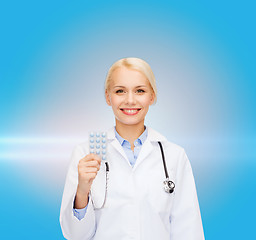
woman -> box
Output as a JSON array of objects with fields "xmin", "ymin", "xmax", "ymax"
[{"xmin": 60, "ymin": 57, "xmax": 205, "ymax": 240}]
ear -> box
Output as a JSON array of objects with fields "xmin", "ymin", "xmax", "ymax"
[
  {"xmin": 105, "ymin": 89, "xmax": 111, "ymax": 106},
  {"xmin": 149, "ymin": 92, "xmax": 155, "ymax": 105}
]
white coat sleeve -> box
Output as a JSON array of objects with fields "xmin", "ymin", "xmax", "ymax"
[
  {"xmin": 60, "ymin": 145, "xmax": 96, "ymax": 240},
  {"xmin": 169, "ymin": 150, "xmax": 205, "ymax": 240}
]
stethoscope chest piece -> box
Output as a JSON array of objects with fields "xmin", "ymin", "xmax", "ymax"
[{"xmin": 163, "ymin": 179, "xmax": 175, "ymax": 194}]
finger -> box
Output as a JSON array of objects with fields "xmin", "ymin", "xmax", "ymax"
[
  {"xmin": 84, "ymin": 167, "xmax": 99, "ymax": 173},
  {"xmin": 79, "ymin": 159, "xmax": 101, "ymax": 169},
  {"xmin": 83, "ymin": 154, "xmax": 101, "ymax": 163},
  {"xmin": 79, "ymin": 162, "xmax": 100, "ymax": 171},
  {"xmin": 84, "ymin": 161, "xmax": 101, "ymax": 170},
  {"xmin": 78, "ymin": 167, "xmax": 99, "ymax": 176}
]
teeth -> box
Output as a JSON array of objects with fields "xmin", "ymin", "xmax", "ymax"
[{"xmin": 123, "ymin": 109, "xmax": 138, "ymax": 113}]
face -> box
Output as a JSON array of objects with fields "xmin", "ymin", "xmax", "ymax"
[{"xmin": 105, "ymin": 67, "xmax": 155, "ymax": 129}]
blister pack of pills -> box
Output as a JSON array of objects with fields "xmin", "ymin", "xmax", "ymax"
[{"xmin": 89, "ymin": 131, "xmax": 107, "ymax": 161}]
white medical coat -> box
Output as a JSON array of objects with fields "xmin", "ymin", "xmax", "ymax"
[{"xmin": 60, "ymin": 127, "xmax": 204, "ymax": 240}]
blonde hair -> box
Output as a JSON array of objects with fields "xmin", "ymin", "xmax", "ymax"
[{"xmin": 105, "ymin": 57, "xmax": 157, "ymax": 104}]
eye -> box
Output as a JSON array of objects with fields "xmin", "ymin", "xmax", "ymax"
[
  {"xmin": 116, "ymin": 89, "xmax": 124, "ymax": 93},
  {"xmin": 137, "ymin": 89, "xmax": 145, "ymax": 93}
]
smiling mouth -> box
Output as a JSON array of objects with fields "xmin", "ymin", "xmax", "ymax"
[{"xmin": 120, "ymin": 108, "xmax": 141, "ymax": 115}]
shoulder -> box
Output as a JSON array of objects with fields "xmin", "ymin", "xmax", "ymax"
[
  {"xmin": 148, "ymin": 128, "xmax": 191, "ymax": 176},
  {"xmin": 70, "ymin": 141, "xmax": 90, "ymax": 164},
  {"xmin": 147, "ymin": 127, "xmax": 185, "ymax": 155},
  {"xmin": 73, "ymin": 141, "xmax": 89, "ymax": 153}
]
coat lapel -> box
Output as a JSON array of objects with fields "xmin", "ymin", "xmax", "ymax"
[
  {"xmin": 133, "ymin": 127, "xmax": 167, "ymax": 171},
  {"xmin": 110, "ymin": 139, "xmax": 129, "ymax": 163},
  {"xmin": 133, "ymin": 139, "xmax": 154, "ymax": 170},
  {"xmin": 107, "ymin": 127, "xmax": 130, "ymax": 166}
]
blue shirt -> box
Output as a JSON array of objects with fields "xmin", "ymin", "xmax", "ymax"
[
  {"xmin": 73, "ymin": 127, "xmax": 148, "ymax": 220},
  {"xmin": 114, "ymin": 127, "xmax": 148, "ymax": 167}
]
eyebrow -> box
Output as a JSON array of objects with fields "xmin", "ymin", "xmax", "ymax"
[{"xmin": 113, "ymin": 85, "xmax": 148, "ymax": 88}]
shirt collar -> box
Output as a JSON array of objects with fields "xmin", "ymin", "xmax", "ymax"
[{"xmin": 114, "ymin": 126, "xmax": 148, "ymax": 146}]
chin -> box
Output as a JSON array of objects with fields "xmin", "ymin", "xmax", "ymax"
[{"xmin": 116, "ymin": 118, "xmax": 145, "ymax": 127}]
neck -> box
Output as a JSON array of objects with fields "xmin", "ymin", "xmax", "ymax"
[{"xmin": 115, "ymin": 121, "xmax": 145, "ymax": 144}]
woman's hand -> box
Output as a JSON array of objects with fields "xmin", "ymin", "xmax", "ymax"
[{"xmin": 74, "ymin": 154, "xmax": 101, "ymax": 209}]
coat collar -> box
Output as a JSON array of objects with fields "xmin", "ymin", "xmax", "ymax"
[
  {"xmin": 147, "ymin": 127, "xmax": 167, "ymax": 143},
  {"xmin": 106, "ymin": 126, "xmax": 167, "ymax": 170},
  {"xmin": 107, "ymin": 126, "xmax": 167, "ymax": 143}
]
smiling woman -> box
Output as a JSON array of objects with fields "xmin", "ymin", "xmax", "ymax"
[
  {"xmin": 60, "ymin": 57, "xmax": 205, "ymax": 240},
  {"xmin": 105, "ymin": 66, "xmax": 155, "ymax": 142}
]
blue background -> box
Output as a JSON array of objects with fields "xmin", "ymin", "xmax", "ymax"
[{"xmin": 0, "ymin": 0, "xmax": 255, "ymax": 239}]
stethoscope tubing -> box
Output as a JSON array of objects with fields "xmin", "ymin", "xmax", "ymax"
[
  {"xmin": 158, "ymin": 141, "xmax": 169, "ymax": 179},
  {"xmin": 158, "ymin": 141, "xmax": 175, "ymax": 194}
]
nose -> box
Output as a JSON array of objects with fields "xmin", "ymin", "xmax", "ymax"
[{"xmin": 125, "ymin": 91, "xmax": 136, "ymax": 105}]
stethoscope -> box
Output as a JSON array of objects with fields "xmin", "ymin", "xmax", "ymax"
[
  {"xmin": 91, "ymin": 141, "xmax": 175, "ymax": 209},
  {"xmin": 157, "ymin": 141, "xmax": 175, "ymax": 194}
]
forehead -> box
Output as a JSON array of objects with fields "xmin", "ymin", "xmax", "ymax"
[{"xmin": 111, "ymin": 67, "xmax": 150, "ymax": 87}]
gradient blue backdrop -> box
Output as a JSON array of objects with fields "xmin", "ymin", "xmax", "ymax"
[{"xmin": 0, "ymin": 0, "xmax": 255, "ymax": 239}]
